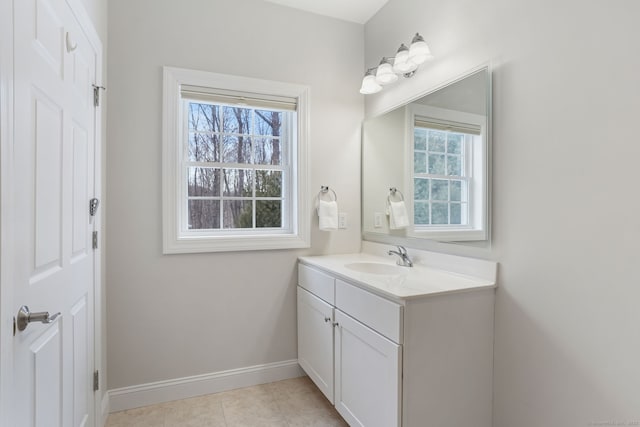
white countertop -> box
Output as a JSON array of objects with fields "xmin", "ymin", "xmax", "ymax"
[{"xmin": 298, "ymin": 252, "xmax": 496, "ymax": 302}]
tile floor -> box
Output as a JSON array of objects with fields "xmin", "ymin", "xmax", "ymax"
[{"xmin": 105, "ymin": 376, "xmax": 348, "ymax": 427}]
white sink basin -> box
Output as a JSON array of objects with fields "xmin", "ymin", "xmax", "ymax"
[{"xmin": 344, "ymin": 262, "xmax": 405, "ymax": 275}]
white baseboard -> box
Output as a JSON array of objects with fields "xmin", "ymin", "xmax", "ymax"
[{"xmin": 108, "ymin": 359, "xmax": 304, "ymax": 413}]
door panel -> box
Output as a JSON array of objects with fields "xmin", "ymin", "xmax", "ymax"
[
  {"xmin": 71, "ymin": 48, "xmax": 91, "ymax": 106},
  {"xmin": 71, "ymin": 123, "xmax": 89, "ymax": 259},
  {"xmin": 34, "ymin": 0, "xmax": 64, "ymax": 77},
  {"xmin": 33, "ymin": 91, "xmax": 64, "ymax": 272},
  {"xmin": 31, "ymin": 323, "xmax": 62, "ymax": 427},
  {"xmin": 71, "ymin": 297, "xmax": 89, "ymax": 427}
]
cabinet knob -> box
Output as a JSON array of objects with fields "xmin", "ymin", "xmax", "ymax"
[
  {"xmin": 324, "ymin": 317, "xmax": 331, "ymax": 323},
  {"xmin": 332, "ymin": 322, "xmax": 339, "ymax": 328}
]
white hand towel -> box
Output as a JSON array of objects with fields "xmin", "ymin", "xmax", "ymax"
[
  {"xmin": 388, "ymin": 200, "xmax": 409, "ymax": 229},
  {"xmin": 318, "ymin": 200, "xmax": 338, "ymax": 231}
]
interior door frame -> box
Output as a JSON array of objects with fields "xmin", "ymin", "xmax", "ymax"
[{"xmin": 0, "ymin": 0, "xmax": 105, "ymax": 425}]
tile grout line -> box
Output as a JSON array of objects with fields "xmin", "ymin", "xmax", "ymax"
[
  {"xmin": 106, "ymin": 377, "xmax": 344, "ymax": 427},
  {"xmin": 220, "ymin": 399, "xmax": 229, "ymax": 427}
]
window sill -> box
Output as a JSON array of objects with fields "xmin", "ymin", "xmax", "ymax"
[
  {"xmin": 163, "ymin": 232, "xmax": 310, "ymax": 254},
  {"xmin": 408, "ymin": 228, "xmax": 487, "ymax": 242}
]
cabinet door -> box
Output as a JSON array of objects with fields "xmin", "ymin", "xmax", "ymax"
[
  {"xmin": 297, "ymin": 286, "xmax": 335, "ymax": 403},
  {"xmin": 334, "ymin": 310, "xmax": 402, "ymax": 427}
]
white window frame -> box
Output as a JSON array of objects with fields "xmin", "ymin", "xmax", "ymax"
[
  {"xmin": 162, "ymin": 66, "xmax": 310, "ymax": 253},
  {"xmin": 406, "ymin": 104, "xmax": 488, "ymax": 241}
]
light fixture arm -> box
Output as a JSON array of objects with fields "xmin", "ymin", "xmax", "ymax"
[{"xmin": 366, "ymin": 62, "xmax": 416, "ymax": 79}]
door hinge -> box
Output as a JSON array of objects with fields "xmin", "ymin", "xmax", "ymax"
[
  {"xmin": 93, "ymin": 370, "xmax": 100, "ymax": 391},
  {"xmin": 92, "ymin": 84, "xmax": 105, "ymax": 107},
  {"xmin": 92, "ymin": 231, "xmax": 98, "ymax": 249}
]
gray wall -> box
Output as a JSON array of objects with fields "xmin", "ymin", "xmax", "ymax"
[
  {"xmin": 106, "ymin": 0, "xmax": 363, "ymax": 389},
  {"xmin": 366, "ymin": 0, "xmax": 640, "ymax": 425}
]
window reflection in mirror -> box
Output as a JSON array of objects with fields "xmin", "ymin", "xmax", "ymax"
[{"xmin": 362, "ymin": 67, "xmax": 490, "ymax": 246}]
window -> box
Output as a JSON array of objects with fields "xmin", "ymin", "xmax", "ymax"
[
  {"xmin": 163, "ymin": 67, "xmax": 310, "ymax": 253},
  {"xmin": 185, "ymin": 100, "xmax": 290, "ymax": 231},
  {"xmin": 408, "ymin": 105, "xmax": 488, "ymax": 241}
]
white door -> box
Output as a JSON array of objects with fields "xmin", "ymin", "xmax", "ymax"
[
  {"xmin": 11, "ymin": 0, "xmax": 98, "ymax": 425},
  {"xmin": 334, "ymin": 310, "xmax": 402, "ymax": 427},
  {"xmin": 297, "ymin": 287, "xmax": 335, "ymax": 403}
]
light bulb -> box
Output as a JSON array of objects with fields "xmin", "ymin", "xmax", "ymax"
[
  {"xmin": 359, "ymin": 71, "xmax": 382, "ymax": 94},
  {"xmin": 408, "ymin": 33, "xmax": 433, "ymax": 65},
  {"xmin": 375, "ymin": 58, "xmax": 398, "ymax": 85},
  {"xmin": 393, "ymin": 44, "xmax": 418, "ymax": 74}
]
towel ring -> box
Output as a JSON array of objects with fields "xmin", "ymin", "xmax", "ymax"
[
  {"xmin": 316, "ymin": 186, "xmax": 338, "ymax": 215},
  {"xmin": 318, "ymin": 186, "xmax": 337, "ymax": 202},
  {"xmin": 388, "ymin": 187, "xmax": 405, "ymax": 203}
]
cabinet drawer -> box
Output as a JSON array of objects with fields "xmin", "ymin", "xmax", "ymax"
[
  {"xmin": 335, "ymin": 279, "xmax": 403, "ymax": 344},
  {"xmin": 298, "ymin": 264, "xmax": 335, "ymax": 305}
]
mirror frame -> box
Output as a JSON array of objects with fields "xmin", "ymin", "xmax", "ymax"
[{"xmin": 361, "ymin": 63, "xmax": 493, "ymax": 252}]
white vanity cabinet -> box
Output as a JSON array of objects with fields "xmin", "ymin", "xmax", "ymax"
[
  {"xmin": 297, "ymin": 260, "xmax": 495, "ymax": 427},
  {"xmin": 297, "ymin": 264, "xmax": 401, "ymax": 426}
]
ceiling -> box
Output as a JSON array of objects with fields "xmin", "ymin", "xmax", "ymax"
[{"xmin": 262, "ymin": 0, "xmax": 389, "ymax": 24}]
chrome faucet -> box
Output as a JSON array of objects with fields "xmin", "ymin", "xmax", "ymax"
[{"xmin": 388, "ymin": 245, "xmax": 413, "ymax": 267}]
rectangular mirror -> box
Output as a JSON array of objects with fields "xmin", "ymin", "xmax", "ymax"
[{"xmin": 362, "ymin": 66, "xmax": 491, "ymax": 248}]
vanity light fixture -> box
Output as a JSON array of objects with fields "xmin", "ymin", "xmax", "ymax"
[
  {"xmin": 392, "ymin": 44, "xmax": 417, "ymax": 74},
  {"xmin": 375, "ymin": 58, "xmax": 399, "ymax": 85},
  {"xmin": 360, "ymin": 33, "xmax": 433, "ymax": 95},
  {"xmin": 359, "ymin": 69, "xmax": 382, "ymax": 94}
]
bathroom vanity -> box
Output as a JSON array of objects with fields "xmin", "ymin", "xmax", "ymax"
[{"xmin": 297, "ymin": 250, "xmax": 496, "ymax": 427}]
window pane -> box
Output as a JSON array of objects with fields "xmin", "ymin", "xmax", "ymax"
[
  {"xmin": 255, "ymin": 170, "xmax": 282, "ymax": 197},
  {"xmin": 428, "ymin": 154, "xmax": 445, "ymax": 175},
  {"xmin": 428, "ymin": 131, "xmax": 446, "ymax": 152},
  {"xmin": 256, "ymin": 200, "xmax": 282, "ymax": 228},
  {"xmin": 450, "ymin": 203, "xmax": 462, "ymax": 225},
  {"xmin": 222, "ymin": 136, "xmax": 252, "ymax": 164},
  {"xmin": 447, "ymin": 134, "xmax": 463, "ymax": 154},
  {"xmin": 189, "ymin": 103, "xmax": 220, "ymax": 132},
  {"xmin": 188, "ymin": 200, "xmax": 220, "ymax": 229},
  {"xmin": 188, "ymin": 133, "xmax": 220, "ymax": 162},
  {"xmin": 188, "ymin": 167, "xmax": 220, "ymax": 197},
  {"xmin": 223, "ymin": 106, "xmax": 252, "ymax": 134},
  {"xmin": 414, "ymin": 129, "xmax": 427, "ymax": 150},
  {"xmin": 223, "ymin": 169, "xmax": 253, "ymax": 197},
  {"xmin": 254, "ymin": 137, "xmax": 282, "ymax": 165},
  {"xmin": 414, "ymin": 152, "xmax": 427, "ymax": 173},
  {"xmin": 450, "ymin": 180, "xmax": 462, "ymax": 202},
  {"xmin": 447, "ymin": 155, "xmax": 461, "ymax": 176},
  {"xmin": 431, "ymin": 179, "xmax": 448, "ymax": 201},
  {"xmin": 255, "ymin": 110, "xmax": 282, "ymax": 137},
  {"xmin": 431, "ymin": 202, "xmax": 448, "ymax": 224},
  {"xmin": 414, "ymin": 178, "xmax": 429, "ymax": 200},
  {"xmin": 223, "ymin": 200, "xmax": 252, "ymax": 228},
  {"xmin": 414, "ymin": 202, "xmax": 430, "ymax": 225}
]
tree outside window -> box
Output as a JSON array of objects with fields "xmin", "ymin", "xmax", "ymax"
[{"xmin": 185, "ymin": 102, "xmax": 292, "ymax": 231}]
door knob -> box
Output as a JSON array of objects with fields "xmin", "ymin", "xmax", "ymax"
[{"xmin": 16, "ymin": 305, "xmax": 61, "ymax": 332}]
